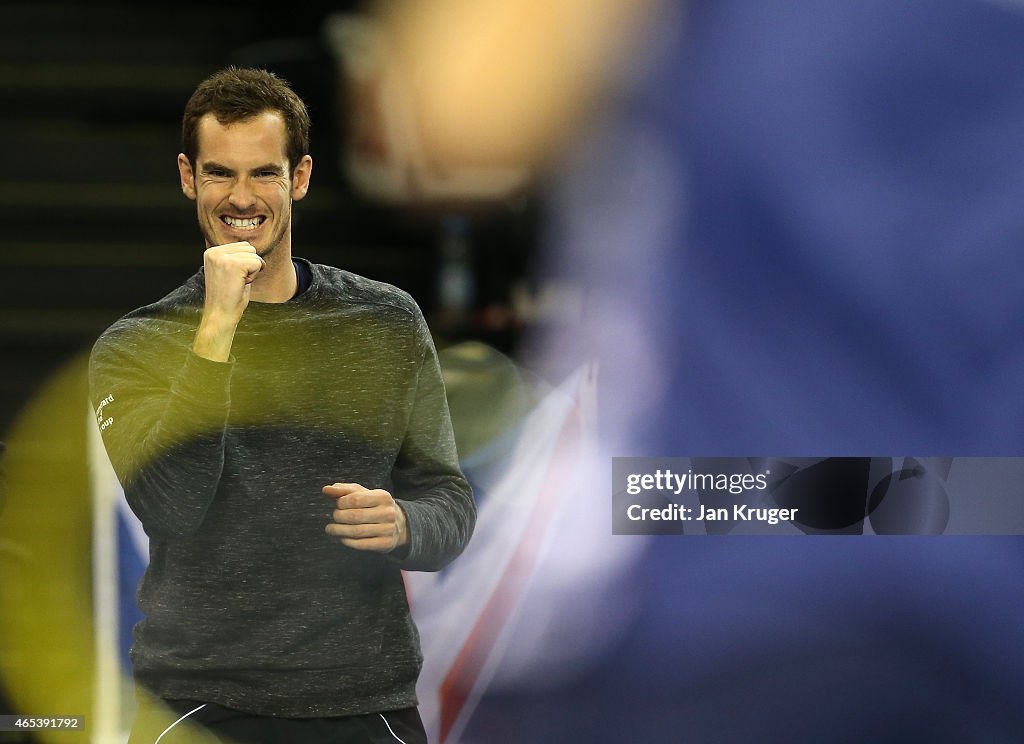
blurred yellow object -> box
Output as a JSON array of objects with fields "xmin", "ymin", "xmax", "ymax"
[{"xmin": 0, "ymin": 355, "xmax": 96, "ymax": 743}]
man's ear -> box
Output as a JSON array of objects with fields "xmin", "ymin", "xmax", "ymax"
[
  {"xmin": 177, "ymin": 153, "xmax": 197, "ymax": 200},
  {"xmin": 291, "ymin": 155, "xmax": 313, "ymax": 201}
]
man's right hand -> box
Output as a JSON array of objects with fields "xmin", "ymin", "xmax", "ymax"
[{"xmin": 193, "ymin": 242, "xmax": 265, "ymax": 362}]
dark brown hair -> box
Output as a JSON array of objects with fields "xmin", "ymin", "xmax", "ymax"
[{"xmin": 182, "ymin": 66, "xmax": 310, "ymax": 173}]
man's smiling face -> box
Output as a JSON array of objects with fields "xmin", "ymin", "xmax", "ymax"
[{"xmin": 177, "ymin": 110, "xmax": 311, "ymax": 260}]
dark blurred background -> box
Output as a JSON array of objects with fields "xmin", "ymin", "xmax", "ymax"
[{"xmin": 0, "ymin": 0, "xmax": 542, "ymax": 440}]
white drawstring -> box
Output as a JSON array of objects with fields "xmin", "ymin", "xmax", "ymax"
[
  {"xmin": 379, "ymin": 713, "xmax": 411, "ymax": 744},
  {"xmin": 154, "ymin": 703, "xmax": 207, "ymax": 744}
]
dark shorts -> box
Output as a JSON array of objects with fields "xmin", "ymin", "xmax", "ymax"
[{"xmin": 128, "ymin": 698, "xmax": 428, "ymax": 744}]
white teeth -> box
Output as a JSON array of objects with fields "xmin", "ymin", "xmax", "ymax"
[{"xmin": 222, "ymin": 216, "xmax": 263, "ymax": 230}]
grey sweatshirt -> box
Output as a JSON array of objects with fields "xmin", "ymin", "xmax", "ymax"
[{"xmin": 89, "ymin": 259, "xmax": 475, "ymax": 717}]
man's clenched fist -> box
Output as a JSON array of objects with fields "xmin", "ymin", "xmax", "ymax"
[
  {"xmin": 324, "ymin": 482, "xmax": 409, "ymax": 553},
  {"xmin": 192, "ymin": 242, "xmax": 265, "ymax": 362}
]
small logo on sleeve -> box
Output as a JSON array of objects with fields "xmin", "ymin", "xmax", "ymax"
[{"xmin": 95, "ymin": 393, "xmax": 115, "ymax": 431}]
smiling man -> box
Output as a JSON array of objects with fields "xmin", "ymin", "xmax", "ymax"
[{"xmin": 89, "ymin": 67, "xmax": 475, "ymax": 744}]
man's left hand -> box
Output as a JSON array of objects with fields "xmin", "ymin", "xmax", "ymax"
[{"xmin": 323, "ymin": 482, "xmax": 409, "ymax": 553}]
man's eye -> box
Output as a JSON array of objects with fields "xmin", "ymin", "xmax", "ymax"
[
  {"xmin": 258, "ymin": 171, "xmax": 278, "ymax": 178},
  {"xmin": 206, "ymin": 170, "xmax": 227, "ymax": 178}
]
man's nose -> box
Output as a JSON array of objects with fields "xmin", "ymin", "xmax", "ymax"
[{"xmin": 228, "ymin": 177, "xmax": 257, "ymax": 210}]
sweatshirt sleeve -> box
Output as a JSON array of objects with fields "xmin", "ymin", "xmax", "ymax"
[
  {"xmin": 89, "ymin": 324, "xmax": 233, "ymax": 538},
  {"xmin": 391, "ymin": 315, "xmax": 476, "ymax": 572}
]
